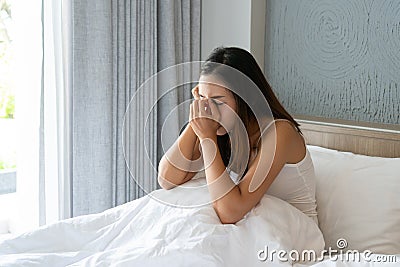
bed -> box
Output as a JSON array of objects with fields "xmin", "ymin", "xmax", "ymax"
[{"xmin": 0, "ymin": 118, "xmax": 399, "ymax": 266}]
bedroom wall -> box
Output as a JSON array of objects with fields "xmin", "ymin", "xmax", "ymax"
[
  {"xmin": 201, "ymin": 0, "xmax": 251, "ymax": 58},
  {"xmin": 264, "ymin": 0, "xmax": 400, "ymax": 125},
  {"xmin": 201, "ymin": 0, "xmax": 266, "ymax": 70}
]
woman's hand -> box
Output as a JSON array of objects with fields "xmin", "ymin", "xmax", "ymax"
[
  {"xmin": 191, "ymin": 85, "xmax": 200, "ymax": 100},
  {"xmin": 189, "ymin": 98, "xmax": 221, "ymax": 140}
]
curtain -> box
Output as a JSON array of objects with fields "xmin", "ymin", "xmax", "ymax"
[
  {"xmin": 40, "ymin": 0, "xmax": 201, "ymax": 220},
  {"xmin": 40, "ymin": 0, "xmax": 72, "ymax": 225}
]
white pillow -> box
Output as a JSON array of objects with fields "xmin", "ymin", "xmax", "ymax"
[{"xmin": 307, "ymin": 145, "xmax": 400, "ymax": 255}]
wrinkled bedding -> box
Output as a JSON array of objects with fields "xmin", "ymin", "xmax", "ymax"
[{"xmin": 0, "ymin": 177, "xmax": 324, "ymax": 266}]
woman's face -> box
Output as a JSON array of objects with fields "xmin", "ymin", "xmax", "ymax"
[{"xmin": 198, "ymin": 76, "xmax": 238, "ymax": 135}]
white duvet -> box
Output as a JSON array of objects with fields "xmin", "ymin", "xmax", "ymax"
[
  {"xmin": 0, "ymin": 177, "xmax": 340, "ymax": 266},
  {"xmin": 2, "ymin": 176, "xmax": 398, "ymax": 266}
]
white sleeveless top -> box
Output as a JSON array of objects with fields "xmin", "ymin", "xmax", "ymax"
[{"xmin": 228, "ymin": 119, "xmax": 319, "ymax": 225}]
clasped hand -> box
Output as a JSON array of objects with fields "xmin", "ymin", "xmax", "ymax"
[{"xmin": 189, "ymin": 86, "xmax": 222, "ymax": 140}]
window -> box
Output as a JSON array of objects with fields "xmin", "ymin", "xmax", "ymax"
[
  {"xmin": 0, "ymin": 0, "xmax": 16, "ymax": 237},
  {"xmin": 0, "ymin": 0, "xmax": 42, "ymax": 236}
]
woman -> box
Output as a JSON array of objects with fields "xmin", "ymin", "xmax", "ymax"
[{"xmin": 158, "ymin": 46, "xmax": 318, "ymax": 225}]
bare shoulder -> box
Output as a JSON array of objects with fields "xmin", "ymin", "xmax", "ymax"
[
  {"xmin": 262, "ymin": 120, "xmax": 305, "ymax": 164},
  {"xmin": 275, "ymin": 120, "xmax": 296, "ymax": 135},
  {"xmin": 262, "ymin": 119, "xmax": 297, "ymax": 140}
]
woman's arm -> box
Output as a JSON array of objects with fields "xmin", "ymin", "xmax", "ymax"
[
  {"xmin": 157, "ymin": 123, "xmax": 203, "ymax": 190},
  {"xmin": 200, "ymin": 121, "xmax": 293, "ymax": 224},
  {"xmin": 188, "ymin": 93, "xmax": 294, "ymax": 224},
  {"xmin": 158, "ymin": 85, "xmax": 204, "ymax": 190}
]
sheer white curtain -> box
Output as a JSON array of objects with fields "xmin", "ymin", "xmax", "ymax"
[
  {"xmin": 10, "ymin": 0, "xmax": 72, "ymax": 233},
  {"xmin": 39, "ymin": 0, "xmax": 72, "ymax": 225}
]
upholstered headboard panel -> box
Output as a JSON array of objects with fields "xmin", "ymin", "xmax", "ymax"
[{"xmin": 296, "ymin": 115, "xmax": 400, "ymax": 158}]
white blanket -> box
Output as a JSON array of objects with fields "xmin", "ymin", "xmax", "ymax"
[{"xmin": 0, "ymin": 177, "xmax": 324, "ymax": 266}]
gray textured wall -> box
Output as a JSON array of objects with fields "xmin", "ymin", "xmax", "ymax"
[{"xmin": 264, "ymin": 0, "xmax": 399, "ymax": 125}]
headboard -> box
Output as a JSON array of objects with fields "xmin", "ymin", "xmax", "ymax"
[{"xmin": 295, "ymin": 115, "xmax": 400, "ymax": 158}]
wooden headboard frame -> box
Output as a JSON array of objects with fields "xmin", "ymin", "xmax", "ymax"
[{"xmin": 295, "ymin": 115, "xmax": 400, "ymax": 158}]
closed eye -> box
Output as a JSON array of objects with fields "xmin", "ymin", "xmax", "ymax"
[
  {"xmin": 199, "ymin": 94, "xmax": 226, "ymax": 105},
  {"xmin": 199, "ymin": 94, "xmax": 225, "ymax": 100},
  {"xmin": 212, "ymin": 99, "xmax": 225, "ymax": 106}
]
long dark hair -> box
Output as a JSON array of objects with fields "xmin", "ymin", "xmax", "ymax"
[{"xmin": 199, "ymin": 46, "xmax": 301, "ymax": 172}]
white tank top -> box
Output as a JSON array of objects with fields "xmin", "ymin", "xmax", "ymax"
[{"xmin": 228, "ymin": 119, "xmax": 319, "ymax": 225}]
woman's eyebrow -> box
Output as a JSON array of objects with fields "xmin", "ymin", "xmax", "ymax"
[{"xmin": 199, "ymin": 94, "xmax": 225, "ymax": 99}]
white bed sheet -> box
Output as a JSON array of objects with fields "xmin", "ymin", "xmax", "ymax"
[
  {"xmin": 2, "ymin": 145, "xmax": 400, "ymax": 266},
  {"xmin": 0, "ymin": 177, "xmax": 324, "ymax": 267}
]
